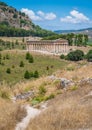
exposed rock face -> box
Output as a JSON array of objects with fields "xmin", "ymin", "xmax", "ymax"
[
  {"xmin": 80, "ymin": 78, "xmax": 92, "ymax": 85},
  {"xmin": 60, "ymin": 78, "xmax": 74, "ymax": 89},
  {"xmin": 0, "ymin": 2, "xmax": 34, "ymax": 30},
  {"xmin": 12, "ymin": 91, "xmax": 34, "ymax": 101}
]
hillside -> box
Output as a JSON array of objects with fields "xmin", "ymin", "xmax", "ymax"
[
  {"xmin": 26, "ymin": 62, "xmax": 92, "ymax": 130},
  {"xmin": 0, "ymin": 1, "xmax": 35, "ymax": 30},
  {"xmin": 0, "ymin": 1, "xmax": 55, "ymax": 37},
  {"xmin": 55, "ymin": 28, "xmax": 92, "ymax": 37}
]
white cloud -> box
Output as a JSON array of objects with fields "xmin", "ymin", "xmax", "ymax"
[
  {"xmin": 21, "ymin": 8, "xmax": 56, "ymax": 21},
  {"xmin": 37, "ymin": 11, "xmax": 45, "ymax": 17},
  {"xmin": 45, "ymin": 13, "xmax": 56, "ymax": 20},
  {"xmin": 60, "ymin": 10, "xmax": 90, "ymax": 24},
  {"xmin": 21, "ymin": 8, "xmax": 42, "ymax": 21}
]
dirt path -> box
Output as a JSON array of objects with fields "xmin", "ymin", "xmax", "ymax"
[{"xmin": 15, "ymin": 103, "xmax": 47, "ymax": 130}]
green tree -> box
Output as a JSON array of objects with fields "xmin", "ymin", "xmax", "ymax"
[
  {"xmin": 20, "ymin": 61, "xmax": 24, "ymax": 67},
  {"xmin": 24, "ymin": 70, "xmax": 30, "ymax": 79},
  {"xmin": 86, "ymin": 50, "xmax": 92, "ymax": 62},
  {"xmin": 60, "ymin": 54, "xmax": 65, "ymax": 59},
  {"xmin": 67, "ymin": 50, "xmax": 84, "ymax": 61},
  {"xmin": 34, "ymin": 70, "xmax": 39, "ymax": 78},
  {"xmin": 83, "ymin": 35, "xmax": 88, "ymax": 46},
  {"xmin": 29, "ymin": 55, "xmax": 34, "ymax": 63},
  {"xmin": 26, "ymin": 52, "xmax": 31, "ymax": 60},
  {"xmin": 6, "ymin": 68, "xmax": 11, "ymax": 74}
]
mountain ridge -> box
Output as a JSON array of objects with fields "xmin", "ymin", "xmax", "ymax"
[{"xmin": 54, "ymin": 28, "xmax": 92, "ymax": 37}]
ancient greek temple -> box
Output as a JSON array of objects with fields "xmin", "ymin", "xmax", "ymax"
[{"xmin": 26, "ymin": 39, "xmax": 68, "ymax": 54}]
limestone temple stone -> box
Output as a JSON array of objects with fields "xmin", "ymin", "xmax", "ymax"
[{"xmin": 26, "ymin": 39, "xmax": 68, "ymax": 54}]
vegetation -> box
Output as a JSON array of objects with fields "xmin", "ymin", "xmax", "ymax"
[
  {"xmin": 19, "ymin": 61, "xmax": 24, "ymax": 67},
  {"xmin": 0, "ymin": 39, "xmax": 26, "ymax": 50},
  {"xmin": 0, "ymin": 51, "xmax": 67, "ymax": 85},
  {"xmin": 0, "ymin": 1, "xmax": 55, "ymax": 37},
  {"xmin": 86, "ymin": 49, "xmax": 92, "ymax": 62},
  {"xmin": 66, "ymin": 50, "xmax": 84, "ymax": 61},
  {"xmin": 43, "ymin": 33, "xmax": 88, "ymax": 46},
  {"xmin": 0, "ymin": 99, "xmax": 26, "ymax": 130},
  {"xmin": 6, "ymin": 68, "xmax": 11, "ymax": 74},
  {"xmin": 24, "ymin": 70, "xmax": 30, "ymax": 79},
  {"xmin": 60, "ymin": 54, "xmax": 65, "ymax": 59}
]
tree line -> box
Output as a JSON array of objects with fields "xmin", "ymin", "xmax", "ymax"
[
  {"xmin": 43, "ymin": 33, "xmax": 88, "ymax": 46},
  {"xmin": 0, "ymin": 24, "xmax": 55, "ymax": 37}
]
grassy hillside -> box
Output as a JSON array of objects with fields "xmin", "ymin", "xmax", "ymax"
[{"xmin": 0, "ymin": 50, "xmax": 68, "ymax": 85}]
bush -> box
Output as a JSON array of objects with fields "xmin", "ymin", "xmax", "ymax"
[
  {"xmin": 6, "ymin": 68, "xmax": 11, "ymax": 74},
  {"xmin": 29, "ymin": 55, "xmax": 34, "ymax": 63},
  {"xmin": 6, "ymin": 54, "xmax": 10, "ymax": 59},
  {"xmin": 24, "ymin": 70, "xmax": 30, "ymax": 79},
  {"xmin": 39, "ymin": 85, "xmax": 46, "ymax": 95},
  {"xmin": 34, "ymin": 70, "xmax": 39, "ymax": 78},
  {"xmin": 45, "ymin": 94, "xmax": 55, "ymax": 101},
  {"xmin": 86, "ymin": 50, "xmax": 92, "ymax": 62},
  {"xmin": 67, "ymin": 50, "xmax": 84, "ymax": 61},
  {"xmin": 26, "ymin": 52, "xmax": 34, "ymax": 63},
  {"xmin": 20, "ymin": 61, "xmax": 24, "ymax": 67},
  {"xmin": 60, "ymin": 54, "xmax": 65, "ymax": 59},
  {"xmin": 26, "ymin": 52, "xmax": 30, "ymax": 60}
]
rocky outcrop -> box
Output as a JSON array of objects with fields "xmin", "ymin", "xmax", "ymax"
[
  {"xmin": 12, "ymin": 91, "xmax": 34, "ymax": 101},
  {"xmin": 79, "ymin": 78, "xmax": 92, "ymax": 85},
  {"xmin": 60, "ymin": 78, "xmax": 74, "ymax": 89}
]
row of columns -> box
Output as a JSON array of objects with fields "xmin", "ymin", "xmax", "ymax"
[{"xmin": 27, "ymin": 42, "xmax": 68, "ymax": 54}]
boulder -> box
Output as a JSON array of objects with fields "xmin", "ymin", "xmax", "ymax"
[{"xmin": 60, "ymin": 78, "xmax": 74, "ymax": 89}]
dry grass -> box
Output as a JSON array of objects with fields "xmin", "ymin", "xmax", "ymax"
[
  {"xmin": 27, "ymin": 82, "xmax": 92, "ymax": 130},
  {"xmin": 0, "ymin": 36, "xmax": 41, "ymax": 43},
  {"xmin": 69, "ymin": 46, "xmax": 92, "ymax": 54},
  {"xmin": 0, "ymin": 98, "xmax": 26, "ymax": 130},
  {"xmin": 56, "ymin": 61, "xmax": 92, "ymax": 81}
]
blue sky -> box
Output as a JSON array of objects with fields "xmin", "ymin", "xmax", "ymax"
[{"xmin": 2, "ymin": 0, "xmax": 92, "ymax": 31}]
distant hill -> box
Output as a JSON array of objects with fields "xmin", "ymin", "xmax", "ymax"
[
  {"xmin": 0, "ymin": 1, "xmax": 55, "ymax": 37},
  {"xmin": 55, "ymin": 28, "xmax": 92, "ymax": 37}
]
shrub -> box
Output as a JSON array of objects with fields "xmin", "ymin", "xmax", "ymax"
[
  {"xmin": 34, "ymin": 70, "xmax": 39, "ymax": 78},
  {"xmin": 39, "ymin": 85, "xmax": 46, "ymax": 95},
  {"xmin": 20, "ymin": 61, "xmax": 24, "ymax": 67},
  {"xmin": 86, "ymin": 50, "xmax": 92, "ymax": 62},
  {"xmin": 67, "ymin": 50, "xmax": 84, "ymax": 61},
  {"xmin": 24, "ymin": 70, "xmax": 30, "ymax": 79},
  {"xmin": 29, "ymin": 55, "xmax": 34, "ymax": 63},
  {"xmin": 0, "ymin": 90, "xmax": 10, "ymax": 99},
  {"xmin": 26, "ymin": 52, "xmax": 31, "ymax": 60},
  {"xmin": 6, "ymin": 54, "xmax": 10, "ymax": 59},
  {"xmin": 6, "ymin": 68, "xmax": 11, "ymax": 74},
  {"xmin": 45, "ymin": 94, "xmax": 55, "ymax": 101},
  {"xmin": 60, "ymin": 54, "xmax": 65, "ymax": 59}
]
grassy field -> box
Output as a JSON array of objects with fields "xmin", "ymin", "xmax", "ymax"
[{"xmin": 0, "ymin": 50, "xmax": 68, "ymax": 85}]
